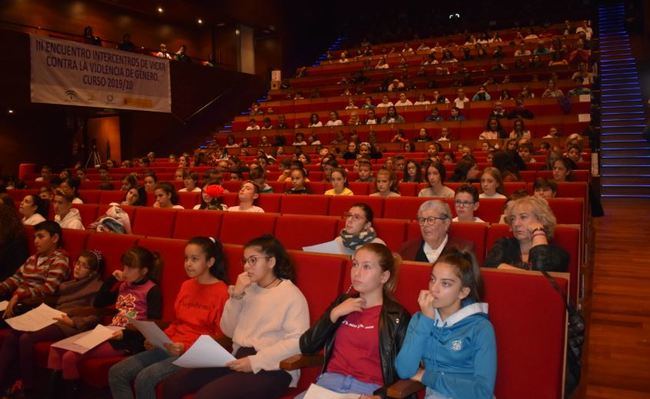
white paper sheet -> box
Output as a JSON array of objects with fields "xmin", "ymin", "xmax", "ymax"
[
  {"xmin": 51, "ymin": 325, "xmax": 123, "ymax": 354},
  {"xmin": 172, "ymin": 335, "xmax": 235, "ymax": 368},
  {"xmin": 74, "ymin": 324, "xmax": 118, "ymax": 349},
  {"xmin": 302, "ymin": 240, "xmax": 350, "ymax": 255},
  {"xmin": 303, "ymin": 384, "xmax": 361, "ymax": 399},
  {"xmin": 130, "ymin": 319, "xmax": 172, "ymax": 349},
  {"xmin": 0, "ymin": 300, "xmax": 8, "ymax": 312},
  {"xmin": 5, "ymin": 303, "xmax": 64, "ymax": 332}
]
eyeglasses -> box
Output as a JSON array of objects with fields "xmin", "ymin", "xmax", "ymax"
[
  {"xmin": 241, "ymin": 255, "xmax": 271, "ymax": 266},
  {"xmin": 343, "ymin": 212, "xmax": 366, "ymax": 222},
  {"xmin": 417, "ymin": 215, "xmax": 449, "ymax": 225},
  {"xmin": 454, "ymin": 200, "xmax": 475, "ymax": 207}
]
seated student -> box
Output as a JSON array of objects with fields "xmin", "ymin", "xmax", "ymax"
[
  {"xmin": 395, "ymin": 249, "xmax": 496, "ymax": 399},
  {"xmin": 0, "ymin": 221, "xmax": 70, "ymax": 318},
  {"xmin": 355, "ymin": 159, "xmax": 374, "ymax": 183},
  {"xmin": 380, "ymin": 106, "xmax": 406, "ymax": 124},
  {"xmin": 318, "ymin": 204, "xmax": 388, "ymax": 254},
  {"xmin": 509, "ymin": 118, "xmax": 532, "ymax": 140},
  {"xmin": 286, "ymin": 168, "xmax": 311, "ymax": 195},
  {"xmin": 48, "ymin": 246, "xmax": 162, "ymax": 397},
  {"xmin": 0, "ymin": 250, "xmax": 102, "ymax": 398},
  {"xmin": 449, "ymin": 159, "xmax": 481, "ymax": 183},
  {"xmin": 325, "ymin": 169, "xmax": 354, "ymax": 196},
  {"xmin": 0, "ymin": 204, "xmax": 28, "ymax": 283},
  {"xmin": 342, "ymin": 142, "xmax": 358, "ymax": 160},
  {"xmin": 533, "ymin": 178, "xmax": 557, "ymax": 200},
  {"xmin": 479, "ymin": 167, "xmax": 507, "ymax": 199},
  {"xmin": 486, "ymin": 196, "xmax": 569, "ymax": 272},
  {"xmin": 479, "ymin": 117, "xmax": 506, "ymax": 140},
  {"xmin": 453, "ymin": 185, "xmax": 485, "ymax": 223},
  {"xmin": 174, "ymin": 168, "xmax": 186, "ymax": 182},
  {"xmin": 325, "ymin": 111, "xmax": 344, "ymax": 127},
  {"xmin": 35, "ymin": 165, "xmax": 53, "ymax": 183},
  {"xmin": 418, "ymin": 162, "xmax": 455, "ymax": 198},
  {"xmin": 53, "ymin": 190, "xmax": 85, "ymax": 230},
  {"xmin": 399, "ymin": 200, "xmax": 474, "ymax": 263},
  {"xmin": 399, "ymin": 160, "xmax": 420, "ymax": 184},
  {"xmin": 297, "ymin": 243, "xmax": 410, "ymax": 398},
  {"xmin": 108, "ymin": 237, "xmax": 229, "ymax": 399},
  {"xmin": 194, "ymin": 183, "xmax": 228, "ymax": 210},
  {"xmin": 122, "ymin": 186, "xmax": 148, "ymax": 207},
  {"xmin": 179, "ymin": 172, "xmax": 201, "ymax": 193},
  {"xmin": 308, "ymin": 113, "xmax": 323, "ymax": 128},
  {"xmin": 249, "ymin": 167, "xmax": 273, "ymax": 194},
  {"xmin": 552, "ymin": 157, "xmax": 576, "ymax": 183},
  {"xmin": 19, "ymin": 194, "xmax": 47, "ymax": 226},
  {"xmin": 437, "ymin": 127, "xmax": 452, "ymax": 142},
  {"xmin": 365, "ymin": 109, "xmax": 380, "ymax": 125},
  {"xmin": 518, "ymin": 142, "xmax": 536, "ymax": 164},
  {"xmin": 370, "ymin": 168, "xmax": 401, "ymax": 198},
  {"xmin": 472, "ymin": 85, "xmax": 492, "ymax": 101},
  {"xmin": 416, "ymin": 128, "xmax": 432, "ymax": 142},
  {"xmin": 227, "ymin": 181, "xmax": 264, "ymax": 213},
  {"xmin": 565, "ymin": 144, "xmax": 584, "ymax": 164},
  {"xmin": 246, "ymin": 119, "xmax": 261, "ymax": 131},
  {"xmin": 448, "ymin": 106, "xmax": 465, "ymax": 121},
  {"xmin": 153, "ymin": 182, "xmax": 184, "ymax": 209},
  {"xmin": 160, "ymin": 235, "xmax": 309, "ymax": 399},
  {"xmin": 59, "ymin": 177, "xmax": 83, "ymax": 204},
  {"xmin": 143, "ymin": 172, "xmax": 158, "ymax": 194},
  {"xmin": 395, "ymin": 92, "xmax": 413, "ymax": 107}
]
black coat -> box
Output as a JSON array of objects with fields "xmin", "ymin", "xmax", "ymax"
[
  {"xmin": 484, "ymin": 237, "xmax": 569, "ymax": 272},
  {"xmin": 299, "ymin": 293, "xmax": 412, "ymax": 398}
]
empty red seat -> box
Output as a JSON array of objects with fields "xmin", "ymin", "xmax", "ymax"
[
  {"xmin": 368, "ymin": 218, "xmax": 408, "ymax": 252},
  {"xmin": 132, "ymin": 208, "xmax": 178, "ymax": 238},
  {"xmin": 476, "ymin": 198, "xmax": 508, "ymax": 224},
  {"xmin": 219, "ymin": 212, "xmax": 277, "ymax": 245},
  {"xmin": 172, "ymin": 209, "xmax": 223, "ymax": 239},
  {"xmin": 280, "ymin": 194, "xmax": 329, "ymax": 215},
  {"xmin": 257, "ymin": 193, "xmax": 282, "ymax": 213},
  {"xmin": 98, "ymin": 190, "xmax": 126, "ymax": 204},
  {"xmin": 71, "ymin": 204, "xmax": 99, "ymax": 227},
  {"xmin": 347, "ymin": 182, "xmax": 370, "ymax": 195},
  {"xmin": 556, "ymin": 182, "xmax": 588, "ymax": 200},
  {"xmin": 383, "ymin": 196, "xmax": 429, "ymax": 219},
  {"xmin": 222, "ymin": 244, "xmax": 244, "ymax": 284},
  {"xmin": 547, "ymin": 198, "xmax": 584, "ymax": 225},
  {"xmin": 78, "ymin": 190, "xmax": 102, "ymax": 204},
  {"xmin": 60, "ymin": 229, "xmax": 90, "ymax": 264},
  {"xmin": 177, "ymin": 192, "xmax": 201, "ymax": 209},
  {"xmin": 397, "ymin": 182, "xmax": 418, "ymax": 197},
  {"xmin": 274, "ymin": 215, "xmax": 339, "ymax": 250}
]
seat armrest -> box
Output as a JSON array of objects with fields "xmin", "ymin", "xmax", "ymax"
[
  {"xmin": 386, "ymin": 379, "xmax": 424, "ymax": 398},
  {"xmin": 279, "ymin": 353, "xmax": 324, "ymax": 370}
]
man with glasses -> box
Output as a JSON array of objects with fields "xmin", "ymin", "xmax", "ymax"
[{"xmin": 399, "ymin": 200, "xmax": 475, "ymax": 263}]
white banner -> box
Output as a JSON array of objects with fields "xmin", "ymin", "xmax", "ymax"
[{"xmin": 30, "ymin": 35, "xmax": 171, "ymax": 113}]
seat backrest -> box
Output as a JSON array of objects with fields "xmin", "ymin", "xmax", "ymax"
[
  {"xmin": 482, "ymin": 269, "xmax": 567, "ymax": 399},
  {"xmin": 219, "ymin": 212, "xmax": 277, "ymax": 245},
  {"xmin": 222, "ymin": 244, "xmax": 244, "ymax": 285},
  {"xmin": 256, "ymin": 193, "xmax": 282, "ymax": 213},
  {"xmin": 61, "ymin": 229, "xmax": 91, "ymax": 265},
  {"xmin": 138, "ymin": 237, "xmax": 188, "ymax": 321},
  {"xmin": 556, "ymin": 182, "xmax": 588, "ymax": 200},
  {"xmin": 547, "ymin": 198, "xmax": 584, "ymax": 225},
  {"xmin": 347, "ymin": 182, "xmax": 370, "ymax": 195},
  {"xmin": 78, "ymin": 190, "xmax": 102, "ymax": 204},
  {"xmin": 290, "ymin": 250, "xmax": 347, "ymax": 325},
  {"xmin": 177, "ymin": 192, "xmax": 201, "ymax": 209},
  {"xmin": 275, "ymin": 214, "xmax": 339, "ymax": 250},
  {"xmin": 397, "ymin": 182, "xmax": 418, "ymax": 197},
  {"xmin": 172, "ymin": 209, "xmax": 223, "ymax": 240},
  {"xmin": 98, "ymin": 190, "xmax": 126, "ymax": 205},
  {"xmin": 383, "ymin": 196, "xmax": 429, "ymax": 219},
  {"xmin": 280, "ymin": 194, "xmax": 329, "ymax": 215},
  {"xmin": 475, "ymin": 198, "xmax": 507, "ymax": 224},
  {"xmin": 327, "ymin": 195, "xmax": 384, "ymax": 220},
  {"xmin": 71, "ymin": 204, "xmax": 99, "ymax": 227},
  {"xmin": 367, "ymin": 218, "xmax": 408, "ymax": 252},
  {"xmin": 449, "ymin": 222, "xmax": 488, "ymax": 264},
  {"xmin": 132, "ymin": 208, "xmax": 178, "ymax": 238},
  {"xmin": 86, "ymin": 233, "xmax": 142, "ymax": 276}
]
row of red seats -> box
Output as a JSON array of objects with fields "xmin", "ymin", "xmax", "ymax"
[{"xmin": 13, "ymin": 225, "xmax": 570, "ymax": 399}]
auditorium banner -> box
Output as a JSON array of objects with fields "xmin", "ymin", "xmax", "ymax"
[{"xmin": 30, "ymin": 35, "xmax": 171, "ymax": 113}]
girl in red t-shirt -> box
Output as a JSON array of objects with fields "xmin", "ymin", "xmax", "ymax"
[
  {"xmin": 108, "ymin": 237, "xmax": 229, "ymax": 399},
  {"xmin": 298, "ymin": 243, "xmax": 411, "ymax": 398}
]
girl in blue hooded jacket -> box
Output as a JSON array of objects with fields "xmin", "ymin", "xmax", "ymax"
[{"xmin": 395, "ymin": 249, "xmax": 497, "ymax": 399}]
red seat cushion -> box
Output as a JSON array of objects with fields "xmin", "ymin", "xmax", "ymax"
[
  {"xmin": 86, "ymin": 233, "xmax": 141, "ymax": 276},
  {"xmin": 61, "ymin": 229, "xmax": 90, "ymax": 264},
  {"xmin": 275, "ymin": 215, "xmax": 339, "ymax": 250},
  {"xmin": 219, "ymin": 212, "xmax": 277, "ymax": 245},
  {"xmin": 132, "ymin": 208, "xmax": 178, "ymax": 238},
  {"xmin": 327, "ymin": 195, "xmax": 384, "ymax": 219},
  {"xmin": 280, "ymin": 195, "xmax": 329, "ymax": 215},
  {"xmin": 172, "ymin": 210, "xmax": 223, "ymax": 239}
]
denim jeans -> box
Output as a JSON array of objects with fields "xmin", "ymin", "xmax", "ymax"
[
  {"xmin": 108, "ymin": 347, "xmax": 179, "ymax": 399},
  {"xmin": 295, "ymin": 372, "xmax": 381, "ymax": 398}
]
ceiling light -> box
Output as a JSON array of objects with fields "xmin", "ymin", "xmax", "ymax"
[
  {"xmin": 235, "ymin": 29, "xmax": 240, "ymax": 35},
  {"xmin": 157, "ymin": 7, "xmax": 164, "ymax": 13},
  {"xmin": 7, "ymin": 109, "xmax": 14, "ymax": 115},
  {"xmin": 197, "ymin": 18, "xmax": 203, "ymax": 25}
]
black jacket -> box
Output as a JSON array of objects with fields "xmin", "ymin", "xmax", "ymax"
[
  {"xmin": 484, "ymin": 237, "xmax": 569, "ymax": 272},
  {"xmin": 299, "ymin": 293, "xmax": 412, "ymax": 398}
]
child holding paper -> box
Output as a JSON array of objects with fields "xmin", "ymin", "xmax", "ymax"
[
  {"xmin": 47, "ymin": 246, "xmax": 162, "ymax": 398},
  {"xmin": 108, "ymin": 237, "xmax": 229, "ymax": 399},
  {"xmin": 0, "ymin": 250, "xmax": 103, "ymax": 398},
  {"xmin": 0, "ymin": 221, "xmax": 70, "ymax": 319},
  {"xmin": 160, "ymin": 235, "xmax": 309, "ymax": 399}
]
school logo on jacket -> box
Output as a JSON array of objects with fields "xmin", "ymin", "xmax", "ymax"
[{"xmin": 450, "ymin": 339, "xmax": 463, "ymax": 351}]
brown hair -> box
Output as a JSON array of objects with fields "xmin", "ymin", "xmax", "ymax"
[
  {"xmin": 435, "ymin": 248, "xmax": 483, "ymax": 301},
  {"xmin": 121, "ymin": 246, "xmax": 163, "ymax": 283},
  {"xmin": 354, "ymin": 243, "xmax": 401, "ymax": 295}
]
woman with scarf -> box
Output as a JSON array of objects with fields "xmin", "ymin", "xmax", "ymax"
[{"xmin": 330, "ymin": 204, "xmax": 386, "ymax": 255}]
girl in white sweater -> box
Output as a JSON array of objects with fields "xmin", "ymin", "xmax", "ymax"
[{"xmin": 160, "ymin": 235, "xmax": 309, "ymax": 399}]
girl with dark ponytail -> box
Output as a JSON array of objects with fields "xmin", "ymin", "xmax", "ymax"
[
  {"xmin": 396, "ymin": 248, "xmax": 497, "ymax": 399},
  {"xmin": 108, "ymin": 237, "xmax": 229, "ymax": 399}
]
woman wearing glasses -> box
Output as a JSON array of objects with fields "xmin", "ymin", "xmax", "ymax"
[
  {"xmin": 399, "ymin": 200, "xmax": 475, "ymax": 263},
  {"xmin": 161, "ymin": 235, "xmax": 309, "ymax": 399}
]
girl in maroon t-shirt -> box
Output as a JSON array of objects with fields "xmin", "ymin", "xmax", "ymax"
[{"xmin": 298, "ymin": 243, "xmax": 411, "ymax": 398}]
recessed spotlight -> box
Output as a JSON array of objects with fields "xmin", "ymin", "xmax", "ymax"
[
  {"xmin": 197, "ymin": 18, "xmax": 203, "ymax": 25},
  {"xmin": 157, "ymin": 7, "xmax": 164, "ymax": 13},
  {"xmin": 7, "ymin": 109, "xmax": 14, "ymax": 114},
  {"xmin": 235, "ymin": 29, "xmax": 240, "ymax": 35}
]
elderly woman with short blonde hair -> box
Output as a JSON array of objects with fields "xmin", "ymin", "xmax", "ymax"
[{"xmin": 485, "ymin": 196, "xmax": 569, "ymax": 271}]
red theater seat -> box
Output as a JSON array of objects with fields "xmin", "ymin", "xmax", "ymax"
[
  {"xmin": 78, "ymin": 190, "xmax": 102, "ymax": 204},
  {"xmin": 132, "ymin": 208, "xmax": 178, "ymax": 237},
  {"xmin": 86, "ymin": 233, "xmax": 141, "ymax": 275},
  {"xmin": 172, "ymin": 209, "xmax": 223, "ymax": 239},
  {"xmin": 327, "ymin": 195, "xmax": 384, "ymax": 219},
  {"xmin": 397, "ymin": 182, "xmax": 419, "ymax": 197},
  {"xmin": 280, "ymin": 194, "xmax": 329, "ymax": 215},
  {"xmin": 475, "ymin": 198, "xmax": 508, "ymax": 224},
  {"xmin": 177, "ymin": 192, "xmax": 201, "ymax": 209},
  {"xmin": 256, "ymin": 193, "xmax": 282, "ymax": 213},
  {"xmin": 547, "ymin": 198, "xmax": 584, "ymax": 225},
  {"xmin": 60, "ymin": 229, "xmax": 90, "ymax": 264},
  {"xmin": 71, "ymin": 204, "xmax": 99, "ymax": 227},
  {"xmin": 274, "ymin": 215, "xmax": 339, "ymax": 250},
  {"xmin": 219, "ymin": 212, "xmax": 277, "ymax": 245},
  {"xmin": 368, "ymin": 218, "xmax": 408, "ymax": 253},
  {"xmin": 222, "ymin": 244, "xmax": 244, "ymax": 284},
  {"xmin": 347, "ymin": 182, "xmax": 370, "ymax": 195},
  {"xmin": 98, "ymin": 190, "xmax": 126, "ymax": 204}
]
